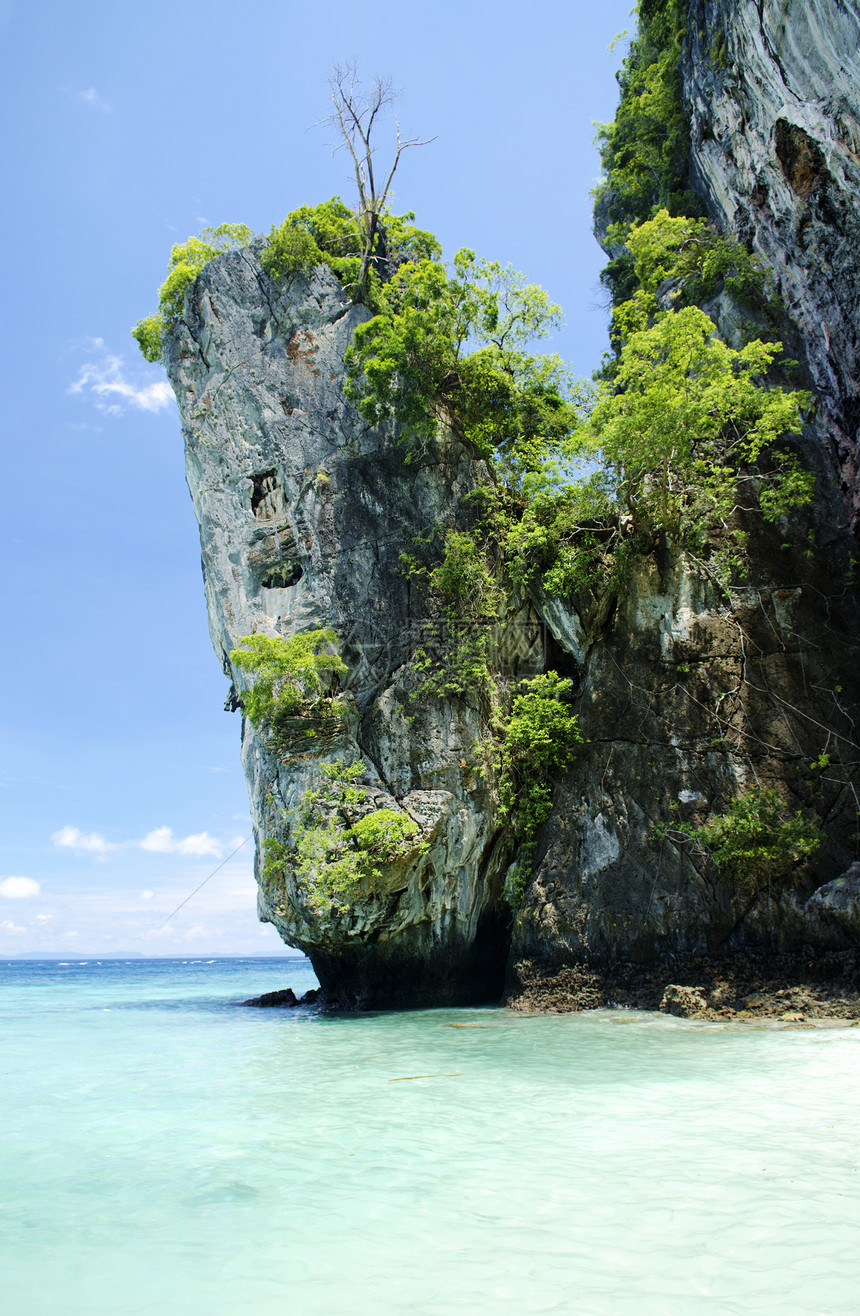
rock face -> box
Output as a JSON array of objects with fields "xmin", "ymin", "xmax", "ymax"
[
  {"xmin": 168, "ymin": 0, "xmax": 860, "ymax": 1009},
  {"xmin": 511, "ymin": 535, "xmax": 860, "ymax": 979},
  {"xmin": 166, "ymin": 248, "xmax": 512, "ymax": 1008},
  {"xmin": 510, "ymin": 0, "xmax": 860, "ymax": 986},
  {"xmin": 685, "ymin": 0, "xmax": 860, "ymax": 525}
]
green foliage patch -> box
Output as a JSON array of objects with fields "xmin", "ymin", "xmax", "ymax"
[
  {"xmin": 230, "ymin": 629, "xmax": 348, "ymax": 748},
  {"xmin": 683, "ymin": 788, "xmax": 822, "ymax": 896},
  {"xmin": 262, "ymin": 197, "xmax": 441, "ymax": 305},
  {"xmin": 263, "ymin": 758, "xmax": 427, "ymax": 914},
  {"xmin": 587, "ymin": 299, "xmax": 813, "ymax": 581},
  {"xmin": 132, "ymin": 223, "xmax": 252, "ymax": 363},
  {"xmin": 345, "ymin": 246, "xmax": 584, "ymax": 460},
  {"xmin": 497, "ymin": 673, "xmax": 584, "ymax": 905}
]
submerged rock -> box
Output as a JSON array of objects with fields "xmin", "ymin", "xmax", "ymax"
[
  {"xmin": 242, "ymin": 987, "xmax": 322, "ymax": 1008},
  {"xmin": 242, "ymin": 987, "xmax": 298, "ymax": 1008}
]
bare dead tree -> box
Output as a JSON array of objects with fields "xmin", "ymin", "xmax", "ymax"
[{"xmin": 324, "ymin": 63, "xmax": 434, "ymax": 290}]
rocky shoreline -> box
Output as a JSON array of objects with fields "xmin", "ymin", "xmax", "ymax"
[
  {"xmin": 243, "ymin": 949, "xmax": 860, "ymax": 1024},
  {"xmin": 507, "ymin": 950, "xmax": 860, "ymax": 1024}
]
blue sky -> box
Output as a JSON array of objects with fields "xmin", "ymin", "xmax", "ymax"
[{"xmin": 0, "ymin": 0, "xmax": 633, "ymax": 955}]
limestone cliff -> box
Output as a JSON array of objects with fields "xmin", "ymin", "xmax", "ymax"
[
  {"xmin": 166, "ymin": 0, "xmax": 860, "ymax": 1009},
  {"xmin": 512, "ymin": 0, "xmax": 860, "ymax": 988},
  {"xmin": 166, "ymin": 251, "xmax": 513, "ymax": 1007}
]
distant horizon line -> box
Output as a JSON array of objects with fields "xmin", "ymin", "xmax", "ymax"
[{"xmin": 2, "ymin": 951, "xmax": 308, "ymax": 960}]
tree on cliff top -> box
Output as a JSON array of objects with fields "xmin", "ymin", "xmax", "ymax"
[{"xmin": 323, "ymin": 63, "xmax": 435, "ymax": 293}]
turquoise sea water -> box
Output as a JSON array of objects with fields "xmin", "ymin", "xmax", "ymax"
[{"xmin": 1, "ymin": 958, "xmax": 858, "ymax": 1315}]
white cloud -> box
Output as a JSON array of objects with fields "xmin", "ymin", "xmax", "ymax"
[
  {"xmin": 54, "ymin": 824, "xmax": 222, "ymax": 860},
  {"xmin": 53, "ymin": 826, "xmax": 114, "ymax": 855},
  {"xmin": 1, "ymin": 920, "xmax": 25, "ymax": 934},
  {"xmin": 0, "ymin": 877, "xmax": 41, "ymax": 899},
  {"xmin": 69, "ymin": 339, "xmax": 173, "ymax": 416},
  {"xmin": 139, "ymin": 827, "xmax": 222, "ymax": 858},
  {"xmin": 141, "ymin": 890, "xmax": 154, "ymax": 900},
  {"xmin": 0, "ymin": 861, "xmax": 297, "ymax": 956},
  {"xmin": 36, "ymin": 913, "xmax": 52, "ymax": 923},
  {"xmin": 138, "ymin": 826, "xmax": 175, "ymax": 854},
  {"xmin": 77, "ymin": 86, "xmax": 110, "ymax": 112}
]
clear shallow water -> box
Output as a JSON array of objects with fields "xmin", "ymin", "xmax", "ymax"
[{"xmin": 1, "ymin": 959, "xmax": 858, "ymax": 1315}]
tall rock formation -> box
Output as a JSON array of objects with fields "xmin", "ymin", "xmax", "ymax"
[
  {"xmin": 166, "ymin": 252, "xmax": 513, "ymax": 1007},
  {"xmin": 167, "ymin": 0, "xmax": 860, "ymax": 1008},
  {"xmin": 511, "ymin": 0, "xmax": 860, "ymax": 987}
]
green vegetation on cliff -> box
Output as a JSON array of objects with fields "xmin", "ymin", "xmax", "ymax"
[
  {"xmin": 657, "ymin": 788, "xmax": 824, "ymax": 900},
  {"xmin": 344, "ymin": 246, "xmax": 584, "ymax": 459},
  {"xmin": 263, "ymin": 197, "xmax": 440, "ymax": 304},
  {"xmin": 594, "ymin": 0, "xmax": 704, "ymax": 303},
  {"xmin": 498, "ymin": 674, "xmax": 583, "ymax": 905},
  {"xmin": 263, "ymin": 758, "xmax": 427, "ymax": 914},
  {"xmin": 230, "ymin": 631, "xmax": 348, "ymax": 748},
  {"xmin": 132, "ymin": 224, "xmax": 252, "ymax": 363}
]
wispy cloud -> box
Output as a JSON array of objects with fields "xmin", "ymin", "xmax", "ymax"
[
  {"xmin": 0, "ymin": 877, "xmax": 41, "ymax": 899},
  {"xmin": 76, "ymin": 86, "xmax": 111, "ymax": 113},
  {"xmin": 69, "ymin": 339, "xmax": 173, "ymax": 416},
  {"xmin": 54, "ymin": 825, "xmax": 223, "ymax": 860}
]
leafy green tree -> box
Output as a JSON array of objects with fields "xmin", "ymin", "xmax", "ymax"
[
  {"xmin": 132, "ymin": 223, "xmax": 252, "ymax": 363},
  {"xmin": 585, "ymin": 302, "xmax": 813, "ymax": 573},
  {"xmin": 346, "ymin": 247, "xmax": 584, "ymax": 464}
]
